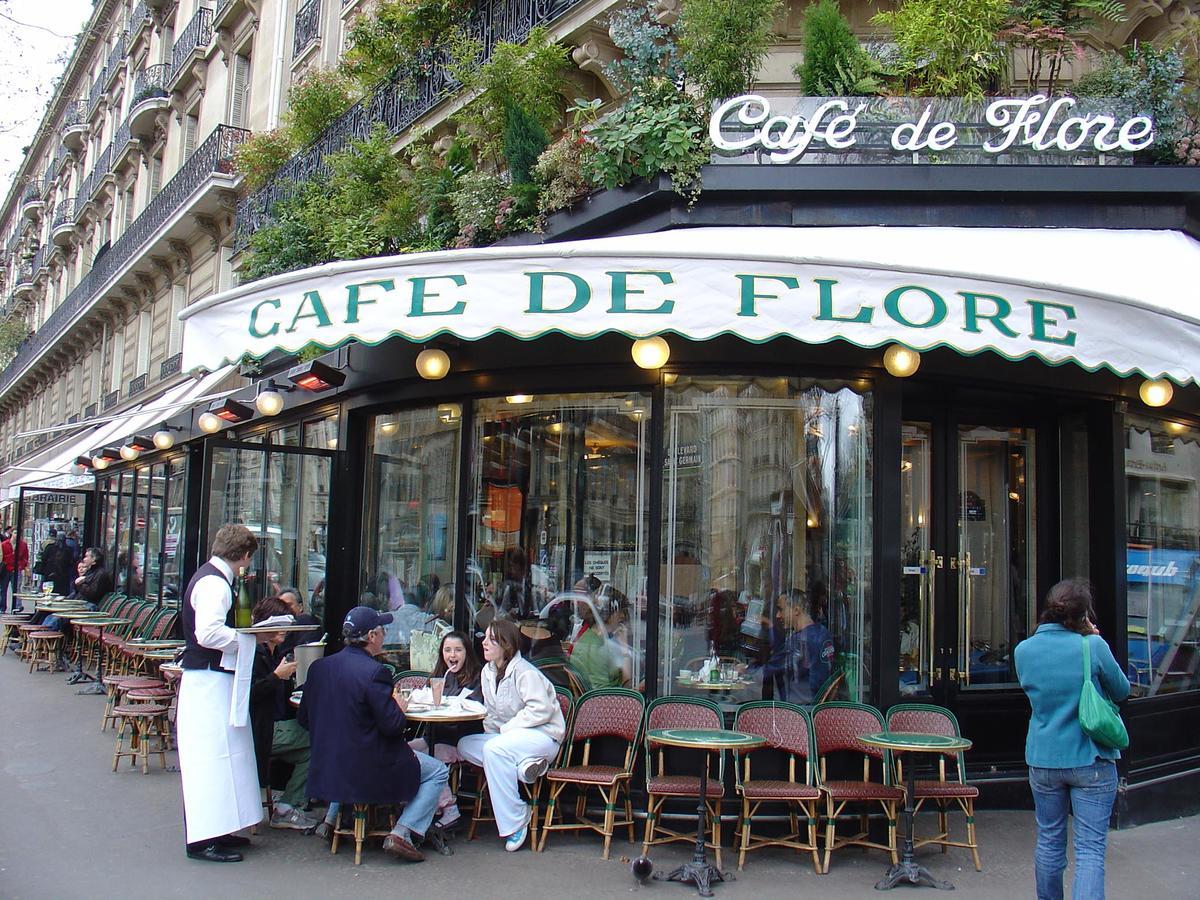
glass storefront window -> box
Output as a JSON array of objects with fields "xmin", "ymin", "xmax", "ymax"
[
  {"xmin": 129, "ymin": 468, "xmax": 151, "ymax": 598},
  {"xmin": 361, "ymin": 407, "xmax": 461, "ymax": 670},
  {"xmin": 469, "ymin": 393, "xmax": 650, "ymax": 693},
  {"xmin": 1126, "ymin": 413, "xmax": 1200, "ymax": 697},
  {"xmin": 114, "ymin": 472, "xmax": 134, "ymax": 593},
  {"xmin": 305, "ymin": 415, "xmax": 339, "ymax": 451},
  {"xmin": 660, "ymin": 376, "xmax": 873, "ymax": 705},
  {"xmin": 163, "ymin": 458, "xmax": 186, "ymax": 604}
]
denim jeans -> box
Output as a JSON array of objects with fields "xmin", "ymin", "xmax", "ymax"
[
  {"xmin": 394, "ymin": 751, "xmax": 449, "ymax": 839},
  {"xmin": 1029, "ymin": 759, "xmax": 1118, "ymax": 900}
]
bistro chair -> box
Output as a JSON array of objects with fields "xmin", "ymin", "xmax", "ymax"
[
  {"xmin": 111, "ymin": 697, "xmax": 171, "ymax": 774},
  {"xmin": 466, "ymin": 686, "xmax": 574, "ymax": 847},
  {"xmin": 812, "ymin": 701, "xmax": 903, "ymax": 874},
  {"xmin": 538, "ymin": 687, "xmax": 645, "ymax": 858},
  {"xmin": 732, "ymin": 701, "xmax": 823, "ymax": 873},
  {"xmin": 886, "ymin": 703, "xmax": 981, "ymax": 871},
  {"xmin": 533, "ymin": 655, "xmax": 592, "ymax": 698},
  {"xmin": 641, "ymin": 695, "xmax": 727, "ymax": 870},
  {"xmin": 101, "ymin": 676, "xmax": 166, "ymax": 731},
  {"xmin": 331, "ymin": 803, "xmax": 397, "ymax": 865},
  {"xmin": 26, "ymin": 630, "xmax": 63, "ymax": 673},
  {"xmin": 1, "ymin": 611, "xmax": 33, "ymax": 654},
  {"xmin": 100, "ymin": 600, "xmax": 155, "ymax": 675}
]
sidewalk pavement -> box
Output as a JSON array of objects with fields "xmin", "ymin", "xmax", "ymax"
[{"xmin": 1, "ymin": 651, "xmax": 1195, "ymax": 899}]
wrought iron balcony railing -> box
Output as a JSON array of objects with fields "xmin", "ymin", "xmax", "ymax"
[
  {"xmin": 171, "ymin": 7, "xmax": 214, "ymax": 84},
  {"xmin": 114, "ymin": 119, "xmax": 133, "ymax": 158},
  {"xmin": 235, "ymin": 0, "xmax": 586, "ymax": 251},
  {"xmin": 0, "ymin": 125, "xmax": 248, "ymax": 395},
  {"xmin": 21, "ymin": 180, "xmax": 43, "ymax": 204},
  {"xmin": 128, "ymin": 372, "xmax": 147, "ymax": 397},
  {"xmin": 103, "ymin": 389, "xmax": 119, "ymax": 410},
  {"xmin": 88, "ymin": 66, "xmax": 108, "ymax": 114},
  {"xmin": 52, "ymin": 199, "xmax": 77, "ymax": 230},
  {"xmin": 87, "ymin": 145, "xmax": 112, "ymax": 200},
  {"xmin": 132, "ymin": 64, "xmax": 171, "ymax": 105},
  {"xmin": 160, "ymin": 351, "xmax": 182, "ymax": 379},
  {"xmin": 293, "ymin": 0, "xmax": 321, "ymax": 57},
  {"xmin": 62, "ymin": 99, "xmax": 89, "ymax": 129},
  {"xmin": 131, "ymin": 1, "xmax": 149, "ymax": 28},
  {"xmin": 106, "ymin": 32, "xmax": 128, "ymax": 85}
]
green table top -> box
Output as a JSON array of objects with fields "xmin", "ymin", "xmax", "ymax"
[
  {"xmin": 648, "ymin": 728, "xmax": 765, "ymax": 750},
  {"xmin": 859, "ymin": 731, "xmax": 972, "ymax": 753},
  {"xmin": 77, "ymin": 618, "xmax": 130, "ymax": 627}
]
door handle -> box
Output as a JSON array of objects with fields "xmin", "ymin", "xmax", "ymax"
[
  {"xmin": 926, "ymin": 549, "xmax": 940, "ymax": 683},
  {"xmin": 960, "ymin": 551, "xmax": 973, "ymax": 685}
]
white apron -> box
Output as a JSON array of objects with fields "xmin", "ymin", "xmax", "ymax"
[{"xmin": 178, "ymin": 668, "xmax": 263, "ymax": 843}]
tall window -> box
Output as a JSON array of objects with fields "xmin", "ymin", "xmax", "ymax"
[
  {"xmin": 1126, "ymin": 412, "xmax": 1200, "ymax": 697},
  {"xmin": 229, "ymin": 53, "xmax": 251, "ymax": 128},
  {"xmin": 168, "ymin": 283, "xmax": 186, "ymax": 356},
  {"xmin": 182, "ymin": 111, "xmax": 199, "ymax": 161},
  {"xmin": 136, "ymin": 308, "xmax": 152, "ymax": 375},
  {"xmin": 660, "ymin": 376, "xmax": 873, "ymax": 705},
  {"xmin": 108, "ymin": 326, "xmax": 124, "ymax": 394}
]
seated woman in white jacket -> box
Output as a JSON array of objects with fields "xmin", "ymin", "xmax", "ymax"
[{"xmin": 458, "ymin": 618, "xmax": 566, "ymax": 851}]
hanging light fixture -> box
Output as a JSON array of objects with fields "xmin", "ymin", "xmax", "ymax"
[
  {"xmin": 197, "ymin": 411, "xmax": 222, "ymax": 434},
  {"xmin": 92, "ymin": 455, "xmax": 109, "ymax": 470},
  {"xmin": 883, "ymin": 344, "xmax": 921, "ymax": 377},
  {"xmin": 415, "ymin": 348, "xmax": 451, "ymax": 380},
  {"xmin": 91, "ymin": 447, "xmax": 120, "ymax": 470},
  {"xmin": 1139, "ymin": 378, "xmax": 1174, "ymax": 408},
  {"xmin": 631, "ymin": 336, "xmax": 670, "ymax": 369},
  {"xmin": 254, "ymin": 381, "xmax": 287, "ymax": 416},
  {"xmin": 153, "ymin": 423, "xmax": 179, "ymax": 450}
]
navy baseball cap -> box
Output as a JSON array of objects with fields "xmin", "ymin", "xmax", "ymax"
[{"xmin": 342, "ymin": 606, "xmax": 393, "ymax": 639}]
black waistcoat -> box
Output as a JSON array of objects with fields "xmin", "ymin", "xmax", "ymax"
[{"xmin": 180, "ymin": 560, "xmax": 235, "ymax": 673}]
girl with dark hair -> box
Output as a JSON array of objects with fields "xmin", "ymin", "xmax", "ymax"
[
  {"xmin": 1015, "ymin": 578, "xmax": 1130, "ymax": 900},
  {"xmin": 73, "ymin": 548, "xmax": 114, "ymax": 606},
  {"xmin": 457, "ymin": 618, "xmax": 565, "ymax": 851}
]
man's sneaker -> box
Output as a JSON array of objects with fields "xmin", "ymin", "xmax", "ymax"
[
  {"xmin": 504, "ymin": 806, "xmax": 533, "ymax": 852},
  {"xmin": 269, "ymin": 808, "xmax": 318, "ymax": 832},
  {"xmin": 518, "ymin": 756, "xmax": 550, "ymax": 783}
]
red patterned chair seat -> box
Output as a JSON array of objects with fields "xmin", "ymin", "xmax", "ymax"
[
  {"xmin": 100, "ymin": 632, "xmax": 127, "ymax": 646},
  {"xmin": 103, "ymin": 675, "xmax": 163, "ymax": 690},
  {"xmin": 820, "ymin": 780, "xmax": 905, "ymax": 801},
  {"xmin": 78, "ymin": 625, "xmax": 100, "ymax": 637},
  {"xmin": 741, "ymin": 779, "xmax": 822, "ymax": 801},
  {"xmin": 546, "ymin": 764, "xmax": 626, "ymax": 785},
  {"xmin": 126, "ymin": 688, "xmax": 174, "ymax": 701},
  {"xmin": 112, "ymin": 703, "xmax": 170, "ymax": 717},
  {"xmin": 648, "ymin": 775, "xmax": 724, "ymax": 798},
  {"xmin": 912, "ymin": 780, "xmax": 979, "ymax": 799}
]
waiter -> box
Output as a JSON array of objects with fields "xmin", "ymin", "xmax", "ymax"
[{"xmin": 178, "ymin": 524, "xmax": 262, "ymax": 862}]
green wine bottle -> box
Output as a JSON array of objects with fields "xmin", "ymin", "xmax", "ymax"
[{"xmin": 234, "ymin": 567, "xmax": 252, "ymax": 628}]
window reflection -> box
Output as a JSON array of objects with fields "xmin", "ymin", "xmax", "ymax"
[
  {"xmin": 1126, "ymin": 414, "xmax": 1200, "ymax": 697},
  {"xmin": 660, "ymin": 376, "xmax": 872, "ymax": 706},
  {"xmin": 361, "ymin": 406, "xmax": 461, "ymax": 672},
  {"xmin": 469, "ymin": 393, "xmax": 649, "ymax": 693}
]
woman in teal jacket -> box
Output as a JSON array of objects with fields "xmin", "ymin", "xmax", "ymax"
[{"xmin": 1015, "ymin": 578, "xmax": 1130, "ymax": 900}]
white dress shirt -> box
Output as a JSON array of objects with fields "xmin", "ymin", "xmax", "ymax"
[{"xmin": 192, "ymin": 556, "xmax": 239, "ymax": 671}]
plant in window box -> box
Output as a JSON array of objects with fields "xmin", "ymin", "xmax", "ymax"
[
  {"xmin": 795, "ymin": 0, "xmax": 890, "ymax": 97},
  {"xmin": 342, "ymin": 0, "xmax": 473, "ymax": 90},
  {"xmin": 283, "ymin": 68, "xmax": 362, "ymax": 148},
  {"xmin": 233, "ymin": 128, "xmax": 296, "ymax": 191},
  {"xmin": 678, "ymin": 0, "xmax": 781, "ymax": 107}
]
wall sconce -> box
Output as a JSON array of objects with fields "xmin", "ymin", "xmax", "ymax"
[
  {"xmin": 1139, "ymin": 378, "xmax": 1173, "ymax": 408},
  {"xmin": 415, "ymin": 348, "xmax": 451, "ymax": 380},
  {"xmin": 631, "ymin": 336, "xmax": 670, "ymax": 369},
  {"xmin": 197, "ymin": 411, "xmax": 222, "ymax": 434},
  {"xmin": 437, "ymin": 403, "xmax": 462, "ymax": 424},
  {"xmin": 118, "ymin": 435, "xmax": 155, "ymax": 462},
  {"xmin": 153, "ymin": 423, "xmax": 182, "ymax": 450},
  {"xmin": 287, "ymin": 359, "xmax": 347, "ymax": 392},
  {"xmin": 254, "ymin": 380, "xmax": 288, "ymax": 416},
  {"xmin": 91, "ymin": 447, "xmax": 120, "ymax": 470},
  {"xmin": 883, "ymin": 344, "xmax": 921, "ymax": 377}
]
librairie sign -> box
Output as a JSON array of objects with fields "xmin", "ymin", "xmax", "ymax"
[
  {"xmin": 709, "ymin": 94, "xmax": 1155, "ymax": 162},
  {"xmin": 180, "ymin": 228, "xmax": 1200, "ymax": 385}
]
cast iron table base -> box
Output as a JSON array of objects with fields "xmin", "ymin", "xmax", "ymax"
[
  {"xmin": 654, "ymin": 758, "xmax": 731, "ymax": 897},
  {"xmin": 875, "ymin": 746, "xmax": 954, "ymax": 891}
]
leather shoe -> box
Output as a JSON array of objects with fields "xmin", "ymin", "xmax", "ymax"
[
  {"xmin": 215, "ymin": 834, "xmax": 250, "ymax": 848},
  {"xmin": 382, "ymin": 834, "xmax": 424, "ymax": 862},
  {"xmin": 186, "ymin": 843, "xmax": 243, "ymax": 863}
]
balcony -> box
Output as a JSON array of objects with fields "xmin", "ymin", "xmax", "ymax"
[
  {"xmin": 51, "ymin": 199, "xmax": 77, "ymax": 246},
  {"xmin": 130, "ymin": 2, "xmax": 151, "ymax": 40},
  {"xmin": 12, "ymin": 261, "xmax": 35, "ymax": 297},
  {"xmin": 60, "ymin": 100, "xmax": 90, "ymax": 151},
  {"xmin": 103, "ymin": 389, "xmax": 118, "ymax": 410},
  {"xmin": 20, "ymin": 180, "xmax": 44, "ymax": 219},
  {"xmin": 73, "ymin": 173, "xmax": 95, "ymax": 223},
  {"xmin": 113, "ymin": 118, "xmax": 138, "ymax": 171},
  {"xmin": 160, "ymin": 352, "xmax": 182, "ymax": 379},
  {"xmin": 0, "ymin": 124, "xmax": 249, "ymax": 397},
  {"xmin": 293, "ymin": 0, "xmax": 321, "ymax": 59},
  {"xmin": 32, "ymin": 247, "xmax": 47, "ymax": 276},
  {"xmin": 88, "ymin": 67, "xmax": 108, "ymax": 116},
  {"xmin": 129, "ymin": 64, "xmax": 171, "ymax": 135},
  {"xmin": 105, "ymin": 32, "xmax": 129, "ymax": 89},
  {"xmin": 127, "ymin": 373, "xmax": 147, "ymax": 397},
  {"xmin": 169, "ymin": 7, "xmax": 214, "ymax": 91},
  {"xmin": 88, "ymin": 145, "xmax": 114, "ymax": 202},
  {"xmin": 236, "ymin": 0, "xmax": 588, "ymax": 250}
]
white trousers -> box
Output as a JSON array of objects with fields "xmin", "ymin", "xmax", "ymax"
[{"xmin": 458, "ymin": 728, "xmax": 558, "ymax": 837}]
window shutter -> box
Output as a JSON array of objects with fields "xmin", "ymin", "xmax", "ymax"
[
  {"xmin": 231, "ymin": 55, "xmax": 251, "ymax": 128},
  {"xmin": 184, "ymin": 114, "xmax": 198, "ymax": 159},
  {"xmin": 123, "ymin": 188, "xmax": 135, "ymax": 230},
  {"xmin": 150, "ymin": 156, "xmax": 162, "ymax": 196}
]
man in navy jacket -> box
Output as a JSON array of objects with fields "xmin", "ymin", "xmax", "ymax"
[{"xmin": 298, "ymin": 606, "xmax": 448, "ymax": 862}]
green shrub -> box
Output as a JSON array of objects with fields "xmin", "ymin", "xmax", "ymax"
[
  {"xmin": 343, "ymin": 0, "xmax": 472, "ymax": 88},
  {"xmin": 872, "ymin": 0, "xmax": 1008, "ymax": 99},
  {"xmin": 1075, "ymin": 43, "xmax": 1185, "ymax": 162},
  {"xmin": 679, "ymin": 0, "xmax": 781, "ymax": 105},
  {"xmin": 450, "ymin": 170, "xmax": 511, "ymax": 247},
  {"xmin": 534, "ymin": 131, "xmax": 596, "ymax": 213},
  {"xmin": 233, "ymin": 129, "xmax": 296, "ymax": 191},
  {"xmin": 503, "ymin": 104, "xmax": 549, "ymax": 184},
  {"xmin": 284, "ymin": 69, "xmax": 361, "ymax": 147},
  {"xmin": 796, "ymin": 0, "xmax": 885, "ymax": 96}
]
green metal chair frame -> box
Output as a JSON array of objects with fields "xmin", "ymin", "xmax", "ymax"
[{"xmin": 885, "ymin": 702, "xmax": 981, "ymax": 871}]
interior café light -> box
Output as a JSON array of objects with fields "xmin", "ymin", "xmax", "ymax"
[
  {"xmin": 287, "ymin": 358, "xmax": 347, "ymax": 392},
  {"xmin": 505, "ymin": 394, "xmax": 532, "ymax": 404},
  {"xmin": 379, "ymin": 420, "xmax": 400, "ymax": 436},
  {"xmin": 631, "ymin": 336, "xmax": 670, "ymax": 369},
  {"xmin": 437, "ymin": 403, "xmax": 462, "ymax": 424},
  {"xmin": 415, "ymin": 348, "xmax": 451, "ymax": 380},
  {"xmin": 254, "ymin": 381, "xmax": 287, "ymax": 417},
  {"xmin": 197, "ymin": 411, "xmax": 222, "ymax": 434},
  {"xmin": 883, "ymin": 344, "xmax": 921, "ymax": 377},
  {"xmin": 1139, "ymin": 378, "xmax": 1174, "ymax": 408}
]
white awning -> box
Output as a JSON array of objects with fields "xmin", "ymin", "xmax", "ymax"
[{"xmin": 180, "ymin": 226, "xmax": 1200, "ymax": 384}]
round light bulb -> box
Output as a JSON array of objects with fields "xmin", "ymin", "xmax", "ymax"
[
  {"xmin": 153, "ymin": 429, "xmax": 175, "ymax": 450},
  {"xmin": 71, "ymin": 463, "xmax": 86, "ymax": 476},
  {"xmin": 1139, "ymin": 378, "xmax": 1173, "ymax": 408},
  {"xmin": 631, "ymin": 336, "xmax": 670, "ymax": 369},
  {"xmin": 255, "ymin": 388, "xmax": 285, "ymax": 416},
  {"xmin": 198, "ymin": 411, "xmax": 222, "ymax": 434},
  {"xmin": 415, "ymin": 348, "xmax": 451, "ymax": 380},
  {"xmin": 119, "ymin": 444, "xmax": 140, "ymax": 461},
  {"xmin": 883, "ymin": 344, "xmax": 921, "ymax": 378},
  {"xmin": 92, "ymin": 455, "xmax": 109, "ymax": 470}
]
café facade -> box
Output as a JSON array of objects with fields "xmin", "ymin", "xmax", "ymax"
[{"xmin": 63, "ymin": 96, "xmax": 1200, "ymax": 827}]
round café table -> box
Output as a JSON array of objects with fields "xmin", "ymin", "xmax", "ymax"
[
  {"xmin": 859, "ymin": 732, "xmax": 973, "ymax": 891},
  {"xmin": 646, "ymin": 728, "xmax": 765, "ymax": 897},
  {"xmin": 51, "ymin": 610, "xmax": 108, "ymax": 681},
  {"xmin": 74, "ymin": 617, "xmax": 131, "ymax": 694}
]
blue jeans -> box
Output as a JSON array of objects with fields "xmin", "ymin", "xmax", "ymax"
[
  {"xmin": 396, "ymin": 751, "xmax": 449, "ymax": 838},
  {"xmin": 1029, "ymin": 759, "xmax": 1118, "ymax": 900}
]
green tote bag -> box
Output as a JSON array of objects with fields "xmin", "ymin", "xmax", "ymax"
[{"xmin": 1079, "ymin": 635, "xmax": 1129, "ymax": 750}]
